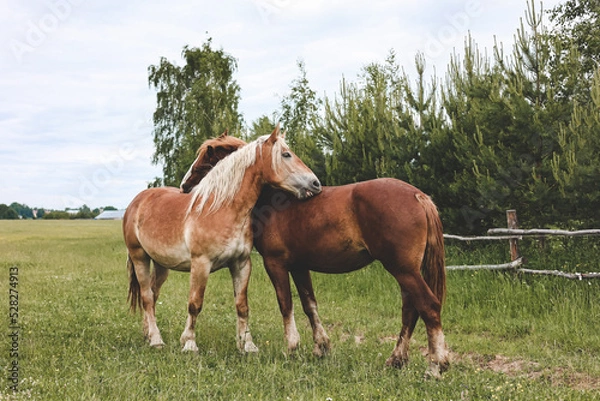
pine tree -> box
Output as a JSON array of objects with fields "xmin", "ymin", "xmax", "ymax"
[
  {"xmin": 551, "ymin": 72, "xmax": 600, "ymax": 227},
  {"xmin": 436, "ymin": 1, "xmax": 589, "ymax": 231},
  {"xmin": 549, "ymin": 0, "xmax": 600, "ymax": 83},
  {"xmin": 400, "ymin": 53, "xmax": 447, "ymax": 199},
  {"xmin": 319, "ymin": 52, "xmax": 409, "ymax": 185},
  {"xmin": 279, "ymin": 60, "xmax": 326, "ymax": 180}
]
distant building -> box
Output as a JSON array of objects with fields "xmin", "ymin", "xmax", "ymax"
[{"xmin": 94, "ymin": 210, "xmax": 126, "ymax": 220}]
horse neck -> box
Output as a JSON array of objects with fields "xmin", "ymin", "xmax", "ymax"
[
  {"xmin": 256, "ymin": 185, "xmax": 285, "ymax": 207},
  {"xmin": 229, "ymin": 162, "xmax": 265, "ymax": 216},
  {"xmin": 190, "ymin": 149, "xmax": 266, "ymax": 222}
]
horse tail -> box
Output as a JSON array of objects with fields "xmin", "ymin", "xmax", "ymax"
[
  {"xmin": 127, "ymin": 254, "xmax": 142, "ymax": 313},
  {"xmin": 415, "ymin": 193, "xmax": 446, "ymax": 305}
]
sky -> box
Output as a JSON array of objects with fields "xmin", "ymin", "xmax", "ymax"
[{"xmin": 0, "ymin": 0, "xmax": 562, "ymax": 211}]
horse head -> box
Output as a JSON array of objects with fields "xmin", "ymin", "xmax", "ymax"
[
  {"xmin": 180, "ymin": 130, "xmax": 247, "ymax": 193},
  {"xmin": 257, "ymin": 125, "xmax": 322, "ymax": 200}
]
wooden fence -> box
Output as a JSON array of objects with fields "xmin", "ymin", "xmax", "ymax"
[{"xmin": 444, "ymin": 210, "xmax": 600, "ymax": 279}]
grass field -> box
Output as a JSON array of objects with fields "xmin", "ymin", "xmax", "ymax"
[{"xmin": 1, "ymin": 220, "xmax": 599, "ymax": 400}]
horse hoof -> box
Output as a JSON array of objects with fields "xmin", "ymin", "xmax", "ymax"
[
  {"xmin": 150, "ymin": 340, "xmax": 165, "ymax": 349},
  {"xmin": 385, "ymin": 355, "xmax": 408, "ymax": 369},
  {"xmin": 425, "ymin": 360, "xmax": 449, "ymax": 379},
  {"xmin": 312, "ymin": 342, "xmax": 330, "ymax": 358},
  {"xmin": 181, "ymin": 340, "xmax": 199, "ymax": 352},
  {"xmin": 244, "ymin": 342, "xmax": 259, "ymax": 353}
]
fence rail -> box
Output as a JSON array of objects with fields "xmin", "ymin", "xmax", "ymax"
[
  {"xmin": 445, "ymin": 210, "xmax": 599, "ymax": 279},
  {"xmin": 443, "ymin": 234, "xmax": 521, "ymax": 241},
  {"xmin": 446, "ymin": 257, "xmax": 524, "ymax": 271},
  {"xmin": 488, "ymin": 228, "xmax": 600, "ymax": 237}
]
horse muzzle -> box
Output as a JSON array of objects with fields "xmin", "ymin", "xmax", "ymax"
[{"xmin": 284, "ymin": 174, "xmax": 322, "ymax": 200}]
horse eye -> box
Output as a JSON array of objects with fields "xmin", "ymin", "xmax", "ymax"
[{"xmin": 282, "ymin": 151, "xmax": 292, "ymax": 158}]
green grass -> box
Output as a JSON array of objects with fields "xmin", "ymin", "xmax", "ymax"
[{"xmin": 1, "ymin": 220, "xmax": 599, "ymax": 400}]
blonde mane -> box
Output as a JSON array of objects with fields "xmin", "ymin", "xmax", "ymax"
[{"xmin": 188, "ymin": 134, "xmax": 288, "ymax": 215}]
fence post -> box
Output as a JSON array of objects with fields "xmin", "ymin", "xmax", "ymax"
[{"xmin": 506, "ymin": 210, "xmax": 520, "ymax": 261}]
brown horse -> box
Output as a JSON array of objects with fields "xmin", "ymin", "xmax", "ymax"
[
  {"xmin": 179, "ymin": 137, "xmax": 450, "ymax": 377},
  {"xmin": 123, "ymin": 127, "xmax": 322, "ymax": 353},
  {"xmin": 179, "ymin": 130, "xmax": 247, "ymax": 193}
]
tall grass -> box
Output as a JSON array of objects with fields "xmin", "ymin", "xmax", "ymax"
[{"xmin": 0, "ymin": 220, "xmax": 598, "ymax": 400}]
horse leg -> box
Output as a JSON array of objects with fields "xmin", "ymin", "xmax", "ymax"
[
  {"xmin": 131, "ymin": 252, "xmax": 165, "ymax": 347},
  {"xmin": 151, "ymin": 262, "xmax": 170, "ymax": 304},
  {"xmin": 385, "ymin": 290, "xmax": 419, "ymax": 368},
  {"xmin": 180, "ymin": 256, "xmax": 211, "ymax": 352},
  {"xmin": 386, "ymin": 268, "xmax": 449, "ymax": 377},
  {"xmin": 146, "ymin": 263, "xmax": 169, "ymax": 347},
  {"xmin": 230, "ymin": 259, "xmax": 259, "ymax": 353},
  {"xmin": 263, "ymin": 259, "xmax": 300, "ymax": 353},
  {"xmin": 290, "ymin": 269, "xmax": 330, "ymax": 357}
]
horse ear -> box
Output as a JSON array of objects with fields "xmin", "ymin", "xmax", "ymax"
[
  {"xmin": 281, "ymin": 130, "xmax": 287, "ymax": 139},
  {"xmin": 267, "ymin": 123, "xmax": 281, "ymax": 143},
  {"xmin": 218, "ymin": 129, "xmax": 229, "ymax": 139}
]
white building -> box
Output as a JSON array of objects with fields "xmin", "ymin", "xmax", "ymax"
[{"xmin": 94, "ymin": 210, "xmax": 126, "ymax": 220}]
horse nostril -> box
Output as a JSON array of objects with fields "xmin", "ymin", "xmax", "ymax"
[{"xmin": 312, "ymin": 180, "xmax": 321, "ymax": 189}]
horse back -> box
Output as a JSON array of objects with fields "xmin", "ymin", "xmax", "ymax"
[{"xmin": 350, "ymin": 178, "xmax": 429, "ymax": 262}]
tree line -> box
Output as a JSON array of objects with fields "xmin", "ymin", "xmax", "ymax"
[
  {"xmin": 0, "ymin": 203, "xmax": 118, "ymax": 220},
  {"xmin": 148, "ymin": 0, "xmax": 599, "ymax": 234}
]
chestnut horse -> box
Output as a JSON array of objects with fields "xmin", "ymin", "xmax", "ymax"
[
  {"xmin": 180, "ymin": 135, "xmax": 450, "ymax": 376},
  {"xmin": 123, "ymin": 128, "xmax": 322, "ymax": 353},
  {"xmin": 179, "ymin": 137, "xmax": 450, "ymax": 377}
]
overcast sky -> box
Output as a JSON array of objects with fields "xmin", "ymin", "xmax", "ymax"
[{"xmin": 0, "ymin": 0, "xmax": 561, "ymax": 210}]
